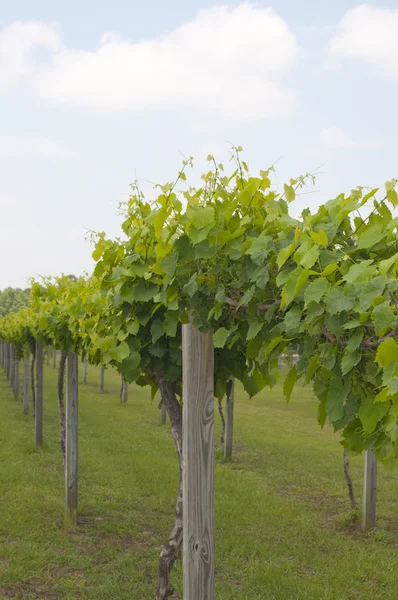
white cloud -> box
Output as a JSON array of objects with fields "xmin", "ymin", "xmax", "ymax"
[
  {"xmin": 0, "ymin": 4, "xmax": 300, "ymax": 120},
  {"xmin": 328, "ymin": 4, "xmax": 398, "ymax": 78},
  {"xmin": 0, "ymin": 21, "xmax": 60, "ymax": 91},
  {"xmin": 320, "ymin": 127, "xmax": 382, "ymax": 150},
  {"xmin": 0, "ymin": 135, "xmax": 71, "ymax": 159}
]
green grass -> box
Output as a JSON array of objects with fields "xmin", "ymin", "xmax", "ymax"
[{"xmin": 1, "ymin": 363, "xmax": 398, "ymax": 599}]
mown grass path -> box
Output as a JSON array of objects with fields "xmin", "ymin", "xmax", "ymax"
[{"xmin": 1, "ymin": 363, "xmax": 398, "ymax": 599}]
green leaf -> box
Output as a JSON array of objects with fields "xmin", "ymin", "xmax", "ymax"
[
  {"xmin": 187, "ymin": 205, "xmax": 215, "ymax": 230},
  {"xmin": 133, "ymin": 282, "xmax": 158, "ymax": 302},
  {"xmin": 341, "ymin": 348, "xmax": 361, "ymax": 376},
  {"xmin": 262, "ymin": 336, "xmax": 284, "ymax": 360},
  {"xmin": 283, "ymin": 306, "xmax": 302, "ymax": 335},
  {"xmin": 372, "ymin": 301, "xmax": 396, "ymax": 335},
  {"xmin": 304, "ymin": 278, "xmax": 330, "ymax": 307},
  {"xmin": 247, "ymin": 318, "xmax": 264, "ymax": 341},
  {"xmin": 324, "ymin": 288, "xmax": 354, "ymax": 315},
  {"xmin": 284, "ymin": 184, "xmax": 295, "ymax": 202},
  {"xmin": 238, "ymin": 287, "xmax": 255, "ymax": 307},
  {"xmin": 343, "ymin": 260, "xmax": 375, "ymax": 283},
  {"xmin": 283, "ymin": 366, "xmax": 298, "ymax": 402},
  {"xmin": 379, "ymin": 252, "xmax": 398, "ymax": 275},
  {"xmin": 150, "ymin": 318, "xmax": 164, "ymax": 343},
  {"xmin": 246, "ymin": 236, "xmax": 271, "ymax": 266},
  {"xmin": 213, "ymin": 327, "xmax": 231, "ymax": 349},
  {"xmin": 346, "ymin": 330, "xmax": 364, "ymax": 352},
  {"xmin": 241, "ymin": 371, "xmax": 267, "ymax": 398},
  {"xmin": 358, "ymin": 396, "xmax": 390, "ymax": 435},
  {"xmin": 109, "ymin": 341, "xmax": 130, "ymax": 362},
  {"xmin": 126, "ymin": 319, "xmax": 140, "ymax": 335},
  {"xmin": 305, "ymin": 355, "xmax": 319, "ymax": 383},
  {"xmin": 92, "ymin": 246, "xmax": 103, "ymax": 261},
  {"xmin": 300, "ymin": 245, "xmax": 319, "ymax": 269},
  {"xmin": 121, "ymin": 351, "xmax": 141, "ymax": 382},
  {"xmin": 356, "ymin": 276, "xmax": 387, "ymax": 311},
  {"xmin": 281, "ymin": 267, "xmax": 310, "ymax": 308},
  {"xmin": 326, "ymin": 378, "xmax": 349, "ymax": 423},
  {"xmin": 163, "ymin": 311, "xmax": 179, "ymax": 338},
  {"xmin": 277, "ymin": 242, "xmax": 296, "ymax": 269},
  {"xmin": 310, "ymin": 230, "xmax": 328, "ymax": 247},
  {"xmin": 183, "ymin": 274, "xmax": 198, "ymax": 297},
  {"xmin": 376, "ymin": 338, "xmax": 398, "ymax": 367},
  {"xmin": 357, "ymin": 221, "xmax": 386, "ymax": 250},
  {"xmin": 374, "ymin": 389, "xmax": 389, "ymax": 403}
]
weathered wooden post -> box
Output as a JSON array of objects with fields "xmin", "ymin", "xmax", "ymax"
[
  {"xmin": 23, "ymin": 356, "xmax": 29, "ymax": 414},
  {"xmin": 6, "ymin": 342, "xmax": 10, "ymax": 379},
  {"xmin": 53, "ymin": 349, "xmax": 57, "ymax": 369},
  {"xmin": 224, "ymin": 376, "xmax": 235, "ymax": 461},
  {"xmin": 9, "ymin": 344, "xmax": 14, "ymax": 386},
  {"xmin": 83, "ymin": 357, "xmax": 88, "ymax": 385},
  {"xmin": 35, "ymin": 343, "xmax": 43, "ymax": 447},
  {"xmin": 14, "ymin": 357, "xmax": 20, "ymax": 398},
  {"xmin": 362, "ymin": 444, "xmax": 377, "ymax": 530},
  {"xmin": 100, "ymin": 366, "xmax": 105, "ymax": 392},
  {"xmin": 65, "ymin": 351, "xmax": 78, "ymax": 527},
  {"xmin": 182, "ymin": 323, "xmax": 215, "ymax": 600}
]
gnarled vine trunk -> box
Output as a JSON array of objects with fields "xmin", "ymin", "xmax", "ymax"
[
  {"xmin": 343, "ymin": 450, "xmax": 358, "ymax": 511},
  {"xmin": 218, "ymin": 398, "xmax": 225, "ymax": 444},
  {"xmin": 30, "ymin": 354, "xmax": 36, "ymax": 419},
  {"xmin": 155, "ymin": 375, "xmax": 183, "ymax": 600},
  {"xmin": 58, "ymin": 352, "xmax": 67, "ymax": 462}
]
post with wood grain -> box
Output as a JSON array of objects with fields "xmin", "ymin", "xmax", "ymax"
[
  {"xmin": 83, "ymin": 357, "xmax": 88, "ymax": 385},
  {"xmin": 65, "ymin": 351, "xmax": 78, "ymax": 527},
  {"xmin": 122, "ymin": 379, "xmax": 128, "ymax": 403},
  {"xmin": 182, "ymin": 323, "xmax": 215, "ymax": 600},
  {"xmin": 362, "ymin": 444, "xmax": 377, "ymax": 530},
  {"xmin": 100, "ymin": 366, "xmax": 105, "ymax": 392},
  {"xmin": 35, "ymin": 343, "xmax": 44, "ymax": 447},
  {"xmin": 9, "ymin": 344, "xmax": 14, "ymax": 387},
  {"xmin": 224, "ymin": 376, "xmax": 235, "ymax": 461},
  {"xmin": 23, "ymin": 357, "xmax": 29, "ymax": 414},
  {"xmin": 14, "ymin": 357, "xmax": 19, "ymax": 398}
]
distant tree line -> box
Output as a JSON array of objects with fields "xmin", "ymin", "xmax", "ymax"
[{"xmin": 0, "ymin": 287, "xmax": 30, "ymax": 318}]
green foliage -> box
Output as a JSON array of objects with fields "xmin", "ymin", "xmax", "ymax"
[
  {"xmin": 0, "ymin": 287, "xmax": 30, "ymax": 318},
  {"xmin": 1, "ymin": 148, "xmax": 398, "ymax": 463}
]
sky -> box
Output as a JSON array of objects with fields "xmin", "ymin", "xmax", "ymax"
[{"xmin": 1, "ymin": 0, "xmax": 397, "ymax": 288}]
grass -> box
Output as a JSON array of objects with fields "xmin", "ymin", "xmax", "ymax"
[{"xmin": 1, "ymin": 362, "xmax": 398, "ymax": 599}]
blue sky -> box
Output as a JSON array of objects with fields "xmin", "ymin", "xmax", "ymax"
[{"xmin": 1, "ymin": 1, "xmax": 397, "ymax": 288}]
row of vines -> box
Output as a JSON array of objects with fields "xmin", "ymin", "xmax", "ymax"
[{"xmin": 1, "ymin": 149, "xmax": 398, "ymax": 599}]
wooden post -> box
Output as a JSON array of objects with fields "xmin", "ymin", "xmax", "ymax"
[
  {"xmin": 362, "ymin": 444, "xmax": 377, "ymax": 530},
  {"xmin": 14, "ymin": 357, "xmax": 19, "ymax": 398},
  {"xmin": 47, "ymin": 346, "xmax": 50, "ymax": 365},
  {"xmin": 83, "ymin": 357, "xmax": 88, "ymax": 384},
  {"xmin": 6, "ymin": 343, "xmax": 11, "ymax": 379},
  {"xmin": 182, "ymin": 324, "xmax": 215, "ymax": 600},
  {"xmin": 9, "ymin": 344, "xmax": 14, "ymax": 386},
  {"xmin": 159, "ymin": 401, "xmax": 167, "ymax": 425},
  {"xmin": 100, "ymin": 366, "xmax": 105, "ymax": 392},
  {"xmin": 35, "ymin": 343, "xmax": 43, "ymax": 447},
  {"xmin": 53, "ymin": 349, "xmax": 57, "ymax": 369},
  {"xmin": 65, "ymin": 351, "xmax": 78, "ymax": 527},
  {"xmin": 224, "ymin": 376, "xmax": 235, "ymax": 461},
  {"xmin": 23, "ymin": 357, "xmax": 29, "ymax": 414}
]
